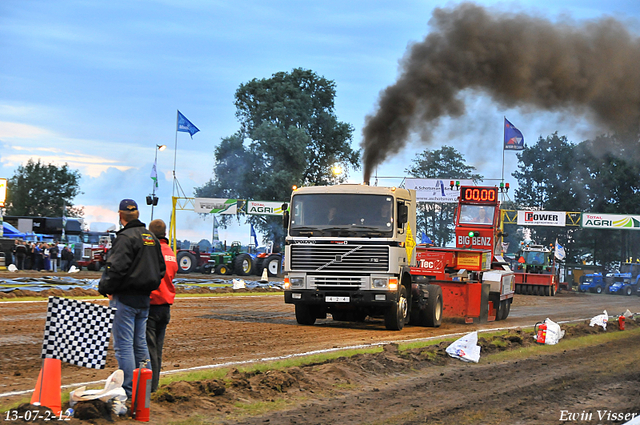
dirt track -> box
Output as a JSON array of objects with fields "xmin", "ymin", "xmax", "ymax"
[{"xmin": 2, "ymin": 272, "xmax": 640, "ymax": 424}]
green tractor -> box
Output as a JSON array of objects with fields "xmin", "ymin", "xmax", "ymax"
[{"xmin": 206, "ymin": 241, "xmax": 255, "ymax": 276}]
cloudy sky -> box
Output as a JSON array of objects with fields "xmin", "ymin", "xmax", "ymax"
[{"xmin": 1, "ymin": 0, "xmax": 638, "ymax": 244}]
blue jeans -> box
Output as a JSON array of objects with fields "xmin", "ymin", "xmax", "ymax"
[{"xmin": 110, "ymin": 295, "xmax": 151, "ymax": 398}]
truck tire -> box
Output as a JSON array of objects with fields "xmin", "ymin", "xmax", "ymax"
[
  {"xmin": 177, "ymin": 252, "xmax": 196, "ymax": 274},
  {"xmin": 544, "ymin": 286, "xmax": 551, "ymax": 296},
  {"xmin": 254, "ymin": 258, "xmax": 265, "ymax": 276},
  {"xmin": 384, "ymin": 286, "xmax": 408, "ymax": 331},
  {"xmin": 265, "ymin": 254, "xmax": 281, "ymax": 277},
  {"xmin": 625, "ymin": 286, "xmax": 633, "ymax": 296},
  {"xmin": 295, "ymin": 304, "xmax": 316, "ymax": 325},
  {"xmin": 424, "ymin": 284, "xmax": 442, "ymax": 327},
  {"xmin": 215, "ymin": 264, "xmax": 230, "ymax": 275},
  {"xmin": 595, "ymin": 285, "xmax": 603, "ymax": 294},
  {"xmin": 332, "ymin": 311, "xmax": 348, "ymax": 321},
  {"xmin": 234, "ymin": 253, "xmax": 254, "ymax": 276},
  {"xmin": 503, "ymin": 299, "xmax": 512, "ymax": 319}
]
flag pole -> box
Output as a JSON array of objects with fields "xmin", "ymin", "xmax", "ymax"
[
  {"xmin": 501, "ymin": 116, "xmax": 506, "ymax": 201},
  {"xmin": 172, "ymin": 110, "xmax": 179, "ymax": 198}
]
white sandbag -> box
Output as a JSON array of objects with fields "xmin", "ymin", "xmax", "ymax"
[
  {"xmin": 68, "ymin": 265, "xmax": 79, "ymax": 273},
  {"xmin": 542, "ymin": 318, "xmax": 565, "ymax": 345},
  {"xmin": 7, "ymin": 264, "xmax": 17, "ymax": 272},
  {"xmin": 232, "ymin": 278, "xmax": 246, "ymax": 289},
  {"xmin": 69, "ymin": 369, "xmax": 127, "ymax": 408},
  {"xmin": 446, "ymin": 331, "xmax": 481, "ymax": 363},
  {"xmin": 589, "ymin": 310, "xmax": 608, "ymax": 330}
]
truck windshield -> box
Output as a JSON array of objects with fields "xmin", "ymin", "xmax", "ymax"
[
  {"xmin": 290, "ymin": 194, "xmax": 394, "ymax": 237},
  {"xmin": 458, "ymin": 205, "xmax": 495, "ymax": 225}
]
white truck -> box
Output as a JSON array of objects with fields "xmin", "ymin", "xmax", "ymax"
[{"xmin": 283, "ymin": 184, "xmax": 442, "ymax": 330}]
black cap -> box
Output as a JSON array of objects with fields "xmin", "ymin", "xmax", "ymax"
[{"xmin": 119, "ymin": 199, "xmax": 138, "ymax": 212}]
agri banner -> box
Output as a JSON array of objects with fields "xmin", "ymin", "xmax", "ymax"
[
  {"xmin": 517, "ymin": 210, "xmax": 566, "ymax": 227},
  {"xmin": 246, "ymin": 201, "xmax": 287, "ymax": 216},
  {"xmin": 582, "ymin": 213, "xmax": 640, "ymax": 230},
  {"xmin": 405, "ymin": 178, "xmax": 475, "ymax": 203},
  {"xmin": 194, "ymin": 198, "xmax": 238, "ymax": 215}
]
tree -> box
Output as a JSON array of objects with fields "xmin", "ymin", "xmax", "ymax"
[
  {"xmin": 6, "ymin": 159, "xmax": 83, "ymax": 217},
  {"xmin": 405, "ymin": 146, "xmax": 482, "ymax": 246},
  {"xmin": 512, "ymin": 132, "xmax": 640, "ymax": 268},
  {"xmin": 196, "ymin": 68, "xmax": 360, "ymax": 246}
]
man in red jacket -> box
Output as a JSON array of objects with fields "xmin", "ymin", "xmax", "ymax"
[{"xmin": 146, "ymin": 219, "xmax": 179, "ymax": 392}]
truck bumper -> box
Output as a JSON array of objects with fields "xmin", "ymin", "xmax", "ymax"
[{"xmin": 284, "ymin": 289, "xmax": 398, "ymax": 307}]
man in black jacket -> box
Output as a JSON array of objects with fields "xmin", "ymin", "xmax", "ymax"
[{"xmin": 99, "ymin": 199, "xmax": 166, "ymax": 398}]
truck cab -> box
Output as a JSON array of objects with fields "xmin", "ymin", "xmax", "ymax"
[{"xmin": 283, "ymin": 184, "xmax": 423, "ymax": 330}]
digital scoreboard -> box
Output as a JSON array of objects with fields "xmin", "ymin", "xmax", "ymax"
[{"xmin": 459, "ymin": 186, "xmax": 498, "ymax": 205}]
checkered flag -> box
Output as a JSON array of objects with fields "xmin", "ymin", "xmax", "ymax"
[{"xmin": 41, "ymin": 297, "xmax": 116, "ymax": 369}]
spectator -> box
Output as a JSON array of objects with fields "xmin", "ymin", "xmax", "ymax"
[
  {"xmin": 146, "ymin": 219, "xmax": 178, "ymax": 392},
  {"xmin": 60, "ymin": 246, "xmax": 72, "ymax": 272},
  {"xmin": 98, "ymin": 199, "xmax": 165, "ymax": 398},
  {"xmin": 15, "ymin": 240, "xmax": 27, "ymax": 270},
  {"xmin": 49, "ymin": 243, "xmax": 59, "ymax": 272}
]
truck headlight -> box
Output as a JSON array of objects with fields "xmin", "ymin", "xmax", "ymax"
[
  {"xmin": 289, "ymin": 277, "xmax": 304, "ymax": 288},
  {"xmin": 372, "ymin": 277, "xmax": 388, "ymax": 288}
]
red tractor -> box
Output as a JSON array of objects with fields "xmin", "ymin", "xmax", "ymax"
[{"xmin": 77, "ymin": 236, "xmax": 111, "ymax": 271}]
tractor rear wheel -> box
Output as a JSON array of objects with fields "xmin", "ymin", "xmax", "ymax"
[
  {"xmin": 177, "ymin": 252, "xmax": 196, "ymax": 274},
  {"xmin": 234, "ymin": 254, "xmax": 254, "ymax": 276},
  {"xmin": 264, "ymin": 254, "xmax": 281, "ymax": 277}
]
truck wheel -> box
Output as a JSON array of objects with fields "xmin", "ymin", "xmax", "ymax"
[
  {"xmin": 424, "ymin": 284, "xmax": 442, "ymax": 327},
  {"xmin": 544, "ymin": 286, "xmax": 551, "ymax": 296},
  {"xmin": 625, "ymin": 286, "xmax": 633, "ymax": 296},
  {"xmin": 503, "ymin": 299, "xmax": 512, "ymax": 319},
  {"xmin": 384, "ymin": 286, "xmax": 408, "ymax": 331},
  {"xmin": 595, "ymin": 285, "xmax": 603, "ymax": 294},
  {"xmin": 215, "ymin": 264, "xmax": 230, "ymax": 275},
  {"xmin": 332, "ymin": 311, "xmax": 348, "ymax": 321},
  {"xmin": 295, "ymin": 304, "xmax": 316, "ymax": 325},
  {"xmin": 515, "ymin": 284, "xmax": 521, "ymax": 295},
  {"xmin": 265, "ymin": 254, "xmax": 281, "ymax": 277},
  {"xmin": 234, "ymin": 253, "xmax": 253, "ymax": 276},
  {"xmin": 177, "ymin": 252, "xmax": 196, "ymax": 274}
]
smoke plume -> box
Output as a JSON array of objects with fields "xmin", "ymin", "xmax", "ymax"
[{"xmin": 362, "ymin": 3, "xmax": 640, "ymax": 183}]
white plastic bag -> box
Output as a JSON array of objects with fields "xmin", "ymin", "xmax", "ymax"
[
  {"xmin": 232, "ymin": 278, "xmax": 246, "ymax": 289},
  {"xmin": 623, "ymin": 309, "xmax": 634, "ymax": 319},
  {"xmin": 7, "ymin": 264, "xmax": 17, "ymax": 272},
  {"xmin": 68, "ymin": 265, "xmax": 79, "ymax": 273},
  {"xmin": 446, "ymin": 331, "xmax": 481, "ymax": 363},
  {"xmin": 69, "ymin": 369, "xmax": 127, "ymax": 410},
  {"xmin": 589, "ymin": 310, "xmax": 608, "ymax": 330},
  {"xmin": 542, "ymin": 318, "xmax": 565, "ymax": 345}
]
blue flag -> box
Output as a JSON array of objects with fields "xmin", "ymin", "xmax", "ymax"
[
  {"xmin": 250, "ymin": 224, "xmax": 258, "ymax": 246},
  {"xmin": 177, "ymin": 110, "xmax": 200, "ymax": 138},
  {"xmin": 504, "ymin": 117, "xmax": 524, "ymax": 150},
  {"xmin": 421, "ymin": 232, "xmax": 433, "ymax": 245}
]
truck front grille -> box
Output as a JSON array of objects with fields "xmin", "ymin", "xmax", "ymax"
[
  {"xmin": 308, "ymin": 275, "xmax": 367, "ymax": 288},
  {"xmin": 290, "ymin": 244, "xmax": 389, "ymax": 272}
]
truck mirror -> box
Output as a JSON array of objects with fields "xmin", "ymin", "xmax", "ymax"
[
  {"xmin": 283, "ymin": 211, "xmax": 290, "ymax": 230},
  {"xmin": 398, "ymin": 204, "xmax": 408, "ymax": 225}
]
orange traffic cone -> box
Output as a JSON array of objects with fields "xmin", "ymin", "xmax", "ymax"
[{"xmin": 31, "ymin": 358, "xmax": 62, "ymax": 415}]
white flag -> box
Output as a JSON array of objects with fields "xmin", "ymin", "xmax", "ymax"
[{"xmin": 150, "ymin": 162, "xmax": 158, "ymax": 188}]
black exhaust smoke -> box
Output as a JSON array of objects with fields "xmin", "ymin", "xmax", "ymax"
[{"xmin": 361, "ymin": 3, "xmax": 640, "ymax": 182}]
